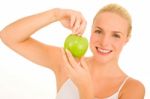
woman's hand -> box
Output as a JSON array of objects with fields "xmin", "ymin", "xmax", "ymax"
[
  {"xmin": 61, "ymin": 48, "xmax": 94, "ymax": 99},
  {"xmin": 55, "ymin": 9, "xmax": 87, "ymax": 35}
]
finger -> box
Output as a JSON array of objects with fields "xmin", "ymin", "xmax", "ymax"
[
  {"xmin": 61, "ymin": 48, "xmax": 75, "ymax": 73},
  {"xmin": 76, "ymin": 13, "xmax": 86, "ymax": 36},
  {"xmin": 61, "ymin": 48, "xmax": 70, "ymax": 66},
  {"xmin": 65, "ymin": 49, "xmax": 80, "ymax": 69},
  {"xmin": 78, "ymin": 18, "xmax": 87, "ymax": 36},
  {"xmin": 80, "ymin": 58, "xmax": 89, "ymax": 70},
  {"xmin": 72, "ymin": 16, "xmax": 81, "ymax": 34},
  {"xmin": 70, "ymin": 15, "xmax": 76, "ymax": 28}
]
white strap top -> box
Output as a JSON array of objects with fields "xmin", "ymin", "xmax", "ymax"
[{"xmin": 56, "ymin": 77, "xmax": 129, "ymax": 99}]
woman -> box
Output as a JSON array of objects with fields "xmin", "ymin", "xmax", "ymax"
[{"xmin": 0, "ymin": 3, "xmax": 145, "ymax": 99}]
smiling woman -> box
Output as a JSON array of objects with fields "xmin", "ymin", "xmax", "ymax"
[
  {"xmin": 0, "ymin": 1, "xmax": 147, "ymax": 99},
  {"xmin": 90, "ymin": 13, "xmax": 130, "ymax": 64}
]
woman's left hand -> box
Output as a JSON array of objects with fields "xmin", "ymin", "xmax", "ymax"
[{"xmin": 61, "ymin": 48, "xmax": 93, "ymax": 93}]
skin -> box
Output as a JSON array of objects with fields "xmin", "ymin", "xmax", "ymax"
[{"xmin": 0, "ymin": 8, "xmax": 145, "ymax": 99}]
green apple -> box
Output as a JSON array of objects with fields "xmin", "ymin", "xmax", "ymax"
[{"xmin": 64, "ymin": 34, "xmax": 88, "ymax": 58}]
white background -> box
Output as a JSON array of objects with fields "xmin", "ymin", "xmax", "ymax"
[{"xmin": 0, "ymin": 0, "xmax": 150, "ymax": 99}]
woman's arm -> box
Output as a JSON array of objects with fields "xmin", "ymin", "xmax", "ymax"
[{"xmin": 0, "ymin": 8, "xmax": 86, "ymax": 72}]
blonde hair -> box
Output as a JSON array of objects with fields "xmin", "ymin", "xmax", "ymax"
[{"xmin": 93, "ymin": 3, "xmax": 132, "ymax": 37}]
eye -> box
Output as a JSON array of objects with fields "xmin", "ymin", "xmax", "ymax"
[
  {"xmin": 113, "ymin": 34, "xmax": 121, "ymax": 38},
  {"xmin": 94, "ymin": 30, "xmax": 102, "ymax": 34}
]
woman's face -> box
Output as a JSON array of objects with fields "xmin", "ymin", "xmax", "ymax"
[{"xmin": 90, "ymin": 12, "xmax": 129, "ymax": 63}]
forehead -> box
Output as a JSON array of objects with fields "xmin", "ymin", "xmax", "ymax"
[{"xmin": 93, "ymin": 12, "xmax": 129, "ymax": 32}]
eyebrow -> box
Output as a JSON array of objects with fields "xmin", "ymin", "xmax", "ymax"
[
  {"xmin": 96, "ymin": 27, "xmax": 103, "ymax": 30},
  {"xmin": 96, "ymin": 26, "xmax": 123, "ymax": 35},
  {"xmin": 112, "ymin": 31, "xmax": 123, "ymax": 36}
]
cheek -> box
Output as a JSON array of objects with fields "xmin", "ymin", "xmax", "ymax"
[
  {"xmin": 90, "ymin": 34, "xmax": 94, "ymax": 41},
  {"xmin": 90, "ymin": 34, "xmax": 94, "ymax": 44},
  {"xmin": 90, "ymin": 34, "xmax": 98, "ymax": 43},
  {"xmin": 114, "ymin": 41, "xmax": 125, "ymax": 52},
  {"xmin": 89, "ymin": 34, "xmax": 97, "ymax": 50},
  {"xmin": 89, "ymin": 35, "xmax": 93, "ymax": 48}
]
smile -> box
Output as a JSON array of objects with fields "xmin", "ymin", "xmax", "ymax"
[{"xmin": 96, "ymin": 47, "xmax": 112, "ymax": 55}]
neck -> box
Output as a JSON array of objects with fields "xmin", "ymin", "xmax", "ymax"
[{"xmin": 87, "ymin": 57, "xmax": 123, "ymax": 78}]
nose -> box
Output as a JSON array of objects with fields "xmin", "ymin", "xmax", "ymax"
[{"xmin": 99, "ymin": 35, "xmax": 110, "ymax": 47}]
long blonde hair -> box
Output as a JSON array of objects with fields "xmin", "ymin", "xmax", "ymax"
[{"xmin": 93, "ymin": 3, "xmax": 132, "ymax": 37}]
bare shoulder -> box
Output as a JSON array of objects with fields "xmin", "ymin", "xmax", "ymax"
[{"xmin": 120, "ymin": 77, "xmax": 145, "ymax": 99}]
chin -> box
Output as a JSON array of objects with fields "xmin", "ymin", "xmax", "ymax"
[{"xmin": 94, "ymin": 56, "xmax": 111, "ymax": 64}]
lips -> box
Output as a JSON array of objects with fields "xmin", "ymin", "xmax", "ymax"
[{"xmin": 96, "ymin": 47, "xmax": 112, "ymax": 55}]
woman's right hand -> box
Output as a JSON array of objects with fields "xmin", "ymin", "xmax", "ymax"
[
  {"xmin": 55, "ymin": 8, "xmax": 87, "ymax": 35},
  {"xmin": 0, "ymin": 8, "xmax": 87, "ymax": 72}
]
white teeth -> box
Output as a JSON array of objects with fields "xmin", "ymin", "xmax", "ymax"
[{"xmin": 97, "ymin": 48, "xmax": 111, "ymax": 54}]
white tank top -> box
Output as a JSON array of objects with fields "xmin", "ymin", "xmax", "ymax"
[{"xmin": 56, "ymin": 77, "xmax": 129, "ymax": 99}]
